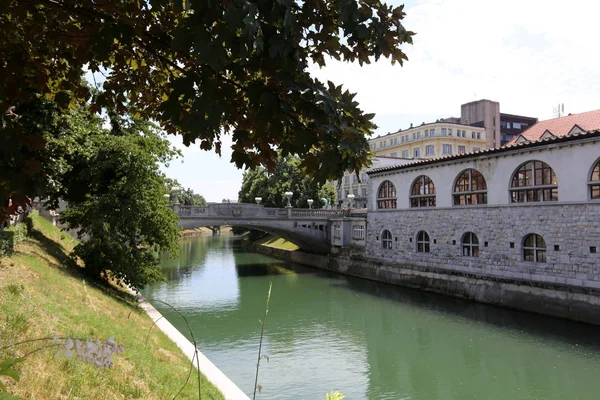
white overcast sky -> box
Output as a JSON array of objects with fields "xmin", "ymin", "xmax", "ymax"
[{"xmin": 163, "ymin": 0, "xmax": 600, "ymax": 202}]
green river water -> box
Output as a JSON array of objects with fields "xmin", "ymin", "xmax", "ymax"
[{"xmin": 142, "ymin": 235, "xmax": 600, "ymax": 400}]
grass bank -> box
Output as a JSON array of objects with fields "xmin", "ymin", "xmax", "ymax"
[
  {"xmin": 0, "ymin": 212, "xmax": 223, "ymax": 399},
  {"xmin": 254, "ymin": 235, "xmax": 299, "ymax": 251}
]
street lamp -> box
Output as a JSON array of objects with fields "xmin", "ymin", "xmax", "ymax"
[
  {"xmin": 347, "ymin": 193, "xmax": 355, "ymax": 209},
  {"xmin": 171, "ymin": 186, "xmax": 183, "ymax": 205},
  {"xmin": 307, "ymin": 199, "xmax": 314, "ymax": 209},
  {"xmin": 255, "ymin": 197, "xmax": 262, "ymax": 205},
  {"xmin": 284, "ymin": 191, "xmax": 293, "ymax": 208}
]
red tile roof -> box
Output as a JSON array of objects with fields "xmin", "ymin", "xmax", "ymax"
[{"xmin": 506, "ymin": 109, "xmax": 600, "ymax": 146}]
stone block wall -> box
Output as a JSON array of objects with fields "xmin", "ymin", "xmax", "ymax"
[{"xmin": 366, "ymin": 203, "xmax": 600, "ymax": 288}]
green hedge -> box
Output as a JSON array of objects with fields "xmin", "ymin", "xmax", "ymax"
[{"xmin": 0, "ymin": 212, "xmax": 34, "ymax": 256}]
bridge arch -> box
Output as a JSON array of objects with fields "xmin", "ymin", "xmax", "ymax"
[{"xmin": 176, "ymin": 204, "xmax": 346, "ymax": 254}]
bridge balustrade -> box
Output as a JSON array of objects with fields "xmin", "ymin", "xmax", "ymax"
[{"xmin": 174, "ymin": 204, "xmax": 345, "ymax": 219}]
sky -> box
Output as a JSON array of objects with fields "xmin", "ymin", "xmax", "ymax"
[{"xmin": 162, "ymin": 0, "xmax": 600, "ymax": 202}]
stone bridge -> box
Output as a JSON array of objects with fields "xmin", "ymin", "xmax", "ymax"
[{"xmin": 175, "ymin": 203, "xmax": 347, "ymax": 253}]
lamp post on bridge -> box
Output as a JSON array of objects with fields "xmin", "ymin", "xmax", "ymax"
[
  {"xmin": 347, "ymin": 193, "xmax": 355, "ymax": 210},
  {"xmin": 285, "ymin": 191, "xmax": 293, "ymax": 218},
  {"xmin": 171, "ymin": 186, "xmax": 182, "ymax": 205},
  {"xmin": 307, "ymin": 199, "xmax": 314, "ymax": 209},
  {"xmin": 170, "ymin": 186, "xmax": 183, "ymax": 214},
  {"xmin": 255, "ymin": 197, "xmax": 262, "ymax": 206}
]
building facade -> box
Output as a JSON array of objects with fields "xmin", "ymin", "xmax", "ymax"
[
  {"xmin": 366, "ymin": 130, "xmax": 600, "ymax": 289},
  {"xmin": 332, "ymin": 157, "xmax": 413, "ymax": 208},
  {"xmin": 461, "ymin": 99, "xmax": 538, "ymax": 148},
  {"xmin": 370, "ymin": 122, "xmax": 487, "ymax": 159}
]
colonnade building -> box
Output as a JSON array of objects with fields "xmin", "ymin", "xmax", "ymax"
[{"xmin": 365, "ymin": 130, "xmax": 600, "ymax": 289}]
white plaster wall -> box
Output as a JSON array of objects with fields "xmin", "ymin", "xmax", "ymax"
[{"xmin": 369, "ymin": 138, "xmax": 600, "ymax": 209}]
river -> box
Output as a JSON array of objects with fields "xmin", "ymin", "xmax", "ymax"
[{"xmin": 142, "ymin": 235, "xmax": 600, "ymax": 400}]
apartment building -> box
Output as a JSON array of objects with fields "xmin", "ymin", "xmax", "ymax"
[{"xmin": 370, "ymin": 121, "xmax": 487, "ymax": 159}]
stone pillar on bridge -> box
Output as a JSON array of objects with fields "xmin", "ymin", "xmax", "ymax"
[{"xmin": 285, "ymin": 191, "xmax": 293, "ymax": 218}]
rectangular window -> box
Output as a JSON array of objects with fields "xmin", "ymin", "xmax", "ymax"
[
  {"xmin": 458, "ymin": 145, "xmax": 466, "ymax": 154},
  {"xmin": 402, "ymin": 150, "xmax": 409, "ymax": 158},
  {"xmin": 424, "ymin": 129, "xmax": 429, "ymax": 137},
  {"xmin": 362, "ymin": 188, "xmax": 367, "ymax": 197},
  {"xmin": 430, "ymin": 128, "xmax": 435, "ymax": 136},
  {"xmin": 401, "ymin": 136, "xmax": 405, "ymax": 143},
  {"xmin": 416, "ymin": 131, "xmax": 421, "ymax": 139},
  {"xmin": 425, "ymin": 145, "xmax": 435, "ymax": 155},
  {"xmin": 390, "ymin": 152, "xmax": 397, "ymax": 157},
  {"xmin": 352, "ymin": 225, "xmax": 365, "ymax": 240},
  {"xmin": 441, "ymin": 128, "xmax": 447, "ymax": 136},
  {"xmin": 448, "ymin": 128, "xmax": 453, "ymax": 136},
  {"xmin": 473, "ymin": 147, "xmax": 481, "ymax": 152},
  {"xmin": 472, "ymin": 131, "xmax": 476, "ymax": 139},
  {"xmin": 412, "ymin": 132, "xmax": 416, "ymax": 140},
  {"xmin": 476, "ymin": 132, "xmax": 481, "ymax": 139},
  {"xmin": 513, "ymin": 122, "xmax": 521, "ymax": 129},
  {"xmin": 442, "ymin": 144, "xmax": 452, "ymax": 155},
  {"xmin": 393, "ymin": 138, "xmax": 398, "ymax": 145},
  {"xmin": 414, "ymin": 148, "xmax": 421, "ymax": 158},
  {"xmin": 334, "ymin": 225, "xmax": 341, "ymax": 238},
  {"xmin": 462, "ymin": 130, "xmax": 466, "ymax": 137}
]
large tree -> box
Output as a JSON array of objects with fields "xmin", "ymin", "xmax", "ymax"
[
  {"xmin": 4, "ymin": 98, "xmax": 181, "ymax": 288},
  {"xmin": 1, "ymin": 0, "xmax": 414, "ymax": 212},
  {"xmin": 238, "ymin": 154, "xmax": 336, "ymax": 208}
]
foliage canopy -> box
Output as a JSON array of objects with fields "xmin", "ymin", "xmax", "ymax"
[
  {"xmin": 3, "ymin": 98, "xmax": 181, "ymax": 288},
  {"xmin": 1, "ymin": 0, "xmax": 414, "ymax": 209},
  {"xmin": 238, "ymin": 154, "xmax": 337, "ymax": 208}
]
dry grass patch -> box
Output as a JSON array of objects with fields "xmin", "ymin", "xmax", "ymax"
[{"xmin": 256, "ymin": 235, "xmax": 299, "ymax": 251}]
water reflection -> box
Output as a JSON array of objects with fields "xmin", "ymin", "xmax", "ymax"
[{"xmin": 144, "ymin": 235, "xmax": 600, "ymax": 400}]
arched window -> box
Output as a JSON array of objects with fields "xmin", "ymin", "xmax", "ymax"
[
  {"xmin": 523, "ymin": 233, "xmax": 546, "ymax": 263},
  {"xmin": 454, "ymin": 169, "xmax": 487, "ymax": 205},
  {"xmin": 589, "ymin": 159, "xmax": 600, "ymax": 199},
  {"xmin": 416, "ymin": 231, "xmax": 430, "ymax": 253},
  {"xmin": 462, "ymin": 232, "xmax": 479, "ymax": 257},
  {"xmin": 510, "ymin": 161, "xmax": 558, "ymax": 203},
  {"xmin": 377, "ymin": 181, "xmax": 397, "ymax": 209},
  {"xmin": 382, "ymin": 230, "xmax": 393, "ymax": 249},
  {"xmin": 410, "ymin": 176, "xmax": 436, "ymax": 207}
]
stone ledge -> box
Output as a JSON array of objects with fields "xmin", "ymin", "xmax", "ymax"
[
  {"xmin": 133, "ymin": 291, "xmax": 250, "ymax": 400},
  {"xmin": 348, "ymin": 254, "xmax": 600, "ymax": 296}
]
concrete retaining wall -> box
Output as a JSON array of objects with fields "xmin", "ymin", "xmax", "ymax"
[
  {"xmin": 249, "ymin": 243, "xmax": 600, "ymax": 326},
  {"xmin": 328, "ymin": 255, "xmax": 600, "ymax": 325}
]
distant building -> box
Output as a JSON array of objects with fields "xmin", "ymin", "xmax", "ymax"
[
  {"xmin": 460, "ymin": 99, "xmax": 538, "ymax": 148},
  {"xmin": 370, "ymin": 121, "xmax": 486, "ymax": 159},
  {"xmin": 332, "ymin": 99, "xmax": 536, "ymax": 208},
  {"xmin": 506, "ymin": 108, "xmax": 600, "ymax": 146}
]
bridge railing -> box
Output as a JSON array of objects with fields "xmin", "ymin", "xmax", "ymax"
[
  {"xmin": 290, "ymin": 209, "xmax": 345, "ymax": 218},
  {"xmin": 174, "ymin": 204, "xmax": 348, "ymax": 219},
  {"xmin": 177, "ymin": 206, "xmax": 208, "ymax": 217}
]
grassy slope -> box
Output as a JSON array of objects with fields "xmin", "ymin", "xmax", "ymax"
[
  {"xmin": 0, "ymin": 212, "xmax": 224, "ymax": 400},
  {"xmin": 255, "ymin": 235, "xmax": 299, "ymax": 251}
]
